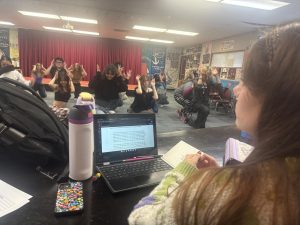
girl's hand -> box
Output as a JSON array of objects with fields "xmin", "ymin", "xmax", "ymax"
[
  {"xmin": 136, "ymin": 75, "xmax": 141, "ymax": 82},
  {"xmin": 185, "ymin": 151, "xmax": 219, "ymax": 169},
  {"xmin": 54, "ymin": 71, "xmax": 58, "ymax": 80},
  {"xmin": 150, "ymin": 78, "xmax": 155, "ymax": 87},
  {"xmin": 96, "ymin": 64, "xmax": 101, "ymax": 72},
  {"xmin": 125, "ymin": 70, "xmax": 132, "ymax": 80}
]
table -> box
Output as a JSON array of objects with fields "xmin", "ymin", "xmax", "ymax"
[{"xmin": 0, "ymin": 126, "xmax": 240, "ymax": 225}]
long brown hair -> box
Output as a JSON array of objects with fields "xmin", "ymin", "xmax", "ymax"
[{"xmin": 174, "ymin": 23, "xmax": 300, "ymax": 225}]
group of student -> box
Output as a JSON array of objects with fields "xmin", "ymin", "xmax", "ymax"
[{"xmin": 0, "ymin": 55, "xmax": 169, "ymax": 114}]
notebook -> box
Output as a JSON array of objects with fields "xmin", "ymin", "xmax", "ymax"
[
  {"xmin": 223, "ymin": 138, "xmax": 254, "ymax": 165},
  {"xmin": 94, "ymin": 113, "xmax": 172, "ymax": 193}
]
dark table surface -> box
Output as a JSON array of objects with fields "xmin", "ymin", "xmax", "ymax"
[{"xmin": 0, "ymin": 126, "xmax": 240, "ymax": 225}]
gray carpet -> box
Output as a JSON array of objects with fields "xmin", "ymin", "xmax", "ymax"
[{"xmin": 44, "ymin": 90, "xmax": 235, "ymax": 135}]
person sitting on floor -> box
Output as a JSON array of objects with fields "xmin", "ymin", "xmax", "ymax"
[
  {"xmin": 154, "ymin": 73, "xmax": 169, "ymax": 105},
  {"xmin": 128, "ymin": 22, "xmax": 300, "ymax": 225},
  {"xmin": 128, "ymin": 75, "xmax": 158, "ymax": 113},
  {"xmin": 89, "ymin": 64, "xmax": 127, "ymax": 111},
  {"xmin": 31, "ymin": 63, "xmax": 47, "ymax": 98},
  {"xmin": 114, "ymin": 62, "xmax": 131, "ymax": 100},
  {"xmin": 68, "ymin": 63, "xmax": 87, "ymax": 99},
  {"xmin": 0, "ymin": 56, "xmax": 30, "ymax": 86},
  {"xmin": 49, "ymin": 68, "xmax": 74, "ymax": 108}
]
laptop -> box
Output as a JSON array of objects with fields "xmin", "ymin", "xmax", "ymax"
[{"xmin": 94, "ymin": 113, "xmax": 172, "ymax": 193}]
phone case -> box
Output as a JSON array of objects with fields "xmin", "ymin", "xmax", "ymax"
[{"xmin": 54, "ymin": 182, "xmax": 84, "ymax": 216}]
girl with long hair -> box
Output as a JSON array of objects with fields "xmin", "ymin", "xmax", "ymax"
[
  {"xmin": 31, "ymin": 63, "xmax": 47, "ymax": 98},
  {"xmin": 68, "ymin": 63, "xmax": 87, "ymax": 98},
  {"xmin": 129, "ymin": 23, "xmax": 300, "ymax": 225},
  {"xmin": 49, "ymin": 68, "xmax": 74, "ymax": 108},
  {"xmin": 128, "ymin": 75, "xmax": 158, "ymax": 113}
]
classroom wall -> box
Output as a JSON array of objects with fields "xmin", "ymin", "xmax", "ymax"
[
  {"xmin": 0, "ymin": 28, "xmax": 19, "ymax": 67},
  {"xmin": 164, "ymin": 47, "xmax": 182, "ymax": 89},
  {"xmin": 211, "ymin": 31, "xmax": 259, "ymax": 53}
]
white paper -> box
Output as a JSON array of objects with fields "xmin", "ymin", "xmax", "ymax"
[
  {"xmin": 162, "ymin": 140, "xmax": 199, "ymax": 168},
  {"xmin": 0, "ymin": 180, "xmax": 32, "ymax": 218},
  {"xmin": 224, "ymin": 138, "xmax": 253, "ymax": 164}
]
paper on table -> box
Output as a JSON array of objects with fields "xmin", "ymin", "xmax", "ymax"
[
  {"xmin": 162, "ymin": 140, "xmax": 199, "ymax": 168},
  {"xmin": 0, "ymin": 180, "xmax": 32, "ymax": 218}
]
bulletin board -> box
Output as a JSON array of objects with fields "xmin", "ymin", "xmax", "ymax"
[{"xmin": 211, "ymin": 51, "xmax": 244, "ymax": 68}]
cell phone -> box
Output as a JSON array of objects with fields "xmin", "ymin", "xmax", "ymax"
[{"xmin": 54, "ymin": 182, "xmax": 84, "ymax": 216}]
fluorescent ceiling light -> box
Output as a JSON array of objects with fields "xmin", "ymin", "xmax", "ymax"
[
  {"xmin": 0, "ymin": 21, "xmax": 15, "ymax": 25},
  {"xmin": 18, "ymin": 11, "xmax": 60, "ymax": 19},
  {"xmin": 133, "ymin": 25, "xmax": 166, "ymax": 32},
  {"xmin": 125, "ymin": 36, "xmax": 150, "ymax": 41},
  {"xmin": 150, "ymin": 39, "xmax": 174, "ymax": 44},
  {"xmin": 134, "ymin": 25, "xmax": 198, "ymax": 36},
  {"xmin": 60, "ymin": 16, "xmax": 98, "ymax": 24},
  {"xmin": 220, "ymin": 0, "xmax": 289, "ymax": 10},
  {"xmin": 43, "ymin": 26, "xmax": 72, "ymax": 32},
  {"xmin": 73, "ymin": 30, "xmax": 99, "ymax": 36},
  {"xmin": 166, "ymin": 29, "xmax": 198, "ymax": 36},
  {"xmin": 205, "ymin": 0, "xmax": 222, "ymax": 2}
]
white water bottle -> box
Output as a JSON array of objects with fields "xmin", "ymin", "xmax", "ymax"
[{"xmin": 69, "ymin": 93, "xmax": 94, "ymax": 180}]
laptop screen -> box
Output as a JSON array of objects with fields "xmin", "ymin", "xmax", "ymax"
[{"xmin": 94, "ymin": 114, "xmax": 157, "ymax": 164}]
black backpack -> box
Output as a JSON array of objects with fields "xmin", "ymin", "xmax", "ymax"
[{"xmin": 0, "ymin": 78, "xmax": 68, "ymax": 178}]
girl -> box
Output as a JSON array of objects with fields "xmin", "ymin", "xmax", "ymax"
[
  {"xmin": 31, "ymin": 63, "xmax": 47, "ymax": 98},
  {"xmin": 49, "ymin": 69, "xmax": 74, "ymax": 108},
  {"xmin": 129, "ymin": 23, "xmax": 300, "ymax": 225},
  {"xmin": 128, "ymin": 75, "xmax": 158, "ymax": 113},
  {"xmin": 68, "ymin": 63, "xmax": 87, "ymax": 98}
]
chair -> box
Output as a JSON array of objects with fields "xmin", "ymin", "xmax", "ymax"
[{"xmin": 210, "ymin": 88, "xmax": 235, "ymax": 114}]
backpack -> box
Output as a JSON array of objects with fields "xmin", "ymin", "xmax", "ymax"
[{"xmin": 0, "ymin": 78, "xmax": 68, "ymax": 178}]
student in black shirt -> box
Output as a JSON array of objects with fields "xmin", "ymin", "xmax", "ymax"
[
  {"xmin": 89, "ymin": 64, "xmax": 127, "ymax": 111},
  {"xmin": 45, "ymin": 57, "xmax": 69, "ymax": 79},
  {"xmin": 128, "ymin": 75, "xmax": 158, "ymax": 113}
]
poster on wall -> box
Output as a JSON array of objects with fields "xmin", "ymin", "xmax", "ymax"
[
  {"xmin": 142, "ymin": 45, "xmax": 166, "ymax": 75},
  {"xmin": 151, "ymin": 47, "xmax": 166, "ymax": 75},
  {"xmin": 202, "ymin": 53, "xmax": 210, "ymax": 64},
  {"xmin": 9, "ymin": 29, "xmax": 19, "ymax": 67},
  {"xmin": 0, "ymin": 28, "xmax": 9, "ymax": 58},
  {"xmin": 165, "ymin": 47, "xmax": 181, "ymax": 89}
]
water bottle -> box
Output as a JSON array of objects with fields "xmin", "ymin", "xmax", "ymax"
[{"xmin": 69, "ymin": 93, "xmax": 95, "ymax": 181}]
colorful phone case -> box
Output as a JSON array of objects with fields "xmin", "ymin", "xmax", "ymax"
[{"xmin": 54, "ymin": 182, "xmax": 84, "ymax": 215}]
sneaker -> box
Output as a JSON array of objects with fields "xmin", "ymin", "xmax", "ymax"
[{"xmin": 108, "ymin": 110, "xmax": 116, "ymax": 114}]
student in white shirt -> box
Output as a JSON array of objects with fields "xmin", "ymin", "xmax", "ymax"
[{"xmin": 0, "ymin": 56, "xmax": 30, "ymax": 86}]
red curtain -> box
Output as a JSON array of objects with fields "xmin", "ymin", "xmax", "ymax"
[{"xmin": 18, "ymin": 29, "xmax": 141, "ymax": 83}]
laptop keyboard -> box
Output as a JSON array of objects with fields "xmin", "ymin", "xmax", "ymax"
[{"xmin": 98, "ymin": 158, "xmax": 172, "ymax": 180}]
